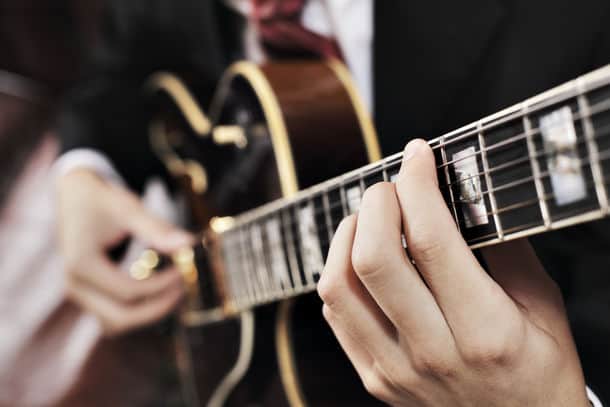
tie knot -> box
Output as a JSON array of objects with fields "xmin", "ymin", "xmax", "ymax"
[
  {"xmin": 252, "ymin": 0, "xmax": 307, "ymax": 22},
  {"xmin": 250, "ymin": 0, "xmax": 343, "ymax": 61}
]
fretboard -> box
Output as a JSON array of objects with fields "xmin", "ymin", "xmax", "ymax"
[{"xmin": 210, "ymin": 64, "xmax": 610, "ymax": 315}]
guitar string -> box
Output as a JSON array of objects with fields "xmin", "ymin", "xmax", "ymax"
[
  {"xmin": 323, "ymin": 124, "xmax": 605, "ymax": 215},
  {"xmin": 222, "ymin": 165, "xmax": 610, "ymax": 309},
  {"xmin": 446, "ymin": 122, "xmax": 610, "ymax": 203},
  {"xmin": 216, "ymin": 101, "xmax": 610, "ymax": 304},
  {"xmin": 226, "ymin": 229, "xmax": 304, "ymax": 306},
  {"xmin": 224, "ymin": 165, "xmax": 610, "ymax": 309},
  {"xmin": 228, "ymin": 124, "xmax": 610, "ymax": 237},
  {"xmin": 230, "ymin": 160, "xmax": 610, "ymax": 303},
  {"xmin": 465, "ymin": 174, "xmax": 610, "ymax": 246},
  {"xmin": 377, "ymin": 95, "xmax": 610, "ymax": 177},
  {"xmin": 212, "ymin": 92, "xmax": 610, "ymax": 251},
  {"xmin": 224, "ymin": 139, "xmax": 610, "ymax": 266},
  {"xmin": 321, "ymin": 144, "xmax": 610, "ymax": 247},
  {"xmin": 223, "ymin": 163, "xmax": 610, "ymax": 310},
  {"xmin": 222, "ymin": 136, "xmax": 610, "ymax": 276},
  {"xmin": 393, "ymin": 109, "xmax": 602, "ymax": 175},
  {"xmin": 428, "ymin": 92, "xmax": 610, "ymax": 159},
  {"xmin": 224, "ymin": 99, "xmax": 610, "ymax": 233},
  {"xmin": 339, "ymin": 126, "xmax": 537, "ymax": 187},
  {"xmin": 222, "ymin": 89, "xmax": 610, "ymax": 305},
  {"xmin": 309, "ymin": 174, "xmax": 606, "ymax": 251},
  {"xmin": 437, "ymin": 128, "xmax": 603, "ymax": 192}
]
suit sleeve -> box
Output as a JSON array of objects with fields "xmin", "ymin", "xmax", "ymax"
[{"xmin": 57, "ymin": 0, "xmax": 231, "ymax": 192}]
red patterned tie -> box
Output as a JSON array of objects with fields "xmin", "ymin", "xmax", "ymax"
[{"xmin": 251, "ymin": 0, "xmax": 343, "ymax": 60}]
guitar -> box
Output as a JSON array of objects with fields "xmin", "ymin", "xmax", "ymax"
[{"xmin": 139, "ymin": 60, "xmax": 610, "ymax": 406}]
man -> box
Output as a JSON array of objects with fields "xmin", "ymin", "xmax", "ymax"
[{"xmin": 56, "ymin": 0, "xmax": 610, "ymax": 404}]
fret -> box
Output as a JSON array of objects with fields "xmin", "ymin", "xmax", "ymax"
[
  {"xmin": 586, "ymin": 79, "xmax": 610, "ymax": 108},
  {"xmin": 339, "ymin": 183, "xmax": 349, "ymax": 216},
  {"xmin": 453, "ymin": 146, "xmax": 489, "ymax": 228},
  {"xmin": 246, "ymin": 225, "xmax": 266, "ymax": 302},
  {"xmin": 346, "ymin": 186, "xmax": 361, "ymax": 213},
  {"xmin": 234, "ymin": 232, "xmax": 250, "ymax": 308},
  {"xmin": 282, "ymin": 208, "xmax": 304, "ymax": 291},
  {"xmin": 381, "ymin": 162, "xmax": 389, "ymax": 182},
  {"xmin": 444, "ymin": 130, "xmax": 501, "ymax": 245},
  {"xmin": 522, "ymin": 107, "xmax": 551, "ymax": 228},
  {"xmin": 345, "ymin": 178, "xmax": 363, "ymax": 214},
  {"xmin": 243, "ymin": 225, "xmax": 265, "ymax": 302},
  {"xmin": 363, "ymin": 164, "xmax": 385, "ymax": 188},
  {"xmin": 578, "ymin": 79, "xmax": 609, "ymax": 213},
  {"xmin": 587, "ymin": 82, "xmax": 610, "ymax": 205},
  {"xmin": 386, "ymin": 159, "xmax": 401, "ymax": 182},
  {"xmin": 237, "ymin": 227, "xmax": 257, "ymax": 305},
  {"xmin": 235, "ymin": 232, "xmax": 250, "ymax": 307},
  {"xmin": 327, "ymin": 186, "xmax": 345, "ymax": 234},
  {"xmin": 322, "ymin": 189, "xmax": 334, "ymax": 244},
  {"xmin": 188, "ymin": 68, "xmax": 610, "ymax": 322},
  {"xmin": 531, "ymin": 101, "xmax": 600, "ymax": 222},
  {"xmin": 439, "ymin": 137, "xmax": 461, "ymax": 230},
  {"xmin": 221, "ymin": 231, "xmax": 239, "ymax": 308},
  {"xmin": 202, "ymin": 65, "xmax": 610, "ymax": 318},
  {"xmin": 231, "ymin": 231, "xmax": 249, "ymax": 308},
  {"xmin": 483, "ymin": 116, "xmax": 544, "ymax": 234},
  {"xmin": 261, "ymin": 220, "xmax": 282, "ymax": 298},
  {"xmin": 249, "ymin": 222, "xmax": 274, "ymax": 300},
  {"xmin": 298, "ymin": 201, "xmax": 325, "ymax": 287},
  {"xmin": 291, "ymin": 204, "xmax": 311, "ymax": 289},
  {"xmin": 359, "ymin": 172, "xmax": 366, "ymax": 194},
  {"xmin": 478, "ymin": 126, "xmax": 504, "ymax": 239},
  {"xmin": 312, "ymin": 194, "xmax": 330, "ymax": 258},
  {"xmin": 227, "ymin": 230, "xmax": 243, "ymax": 307},
  {"xmin": 264, "ymin": 215, "xmax": 293, "ymax": 295}
]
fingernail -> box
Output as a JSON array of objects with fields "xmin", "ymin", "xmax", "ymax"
[{"xmin": 404, "ymin": 139, "xmax": 425, "ymax": 161}]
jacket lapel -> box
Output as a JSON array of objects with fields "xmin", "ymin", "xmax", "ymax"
[{"xmin": 374, "ymin": 0, "xmax": 506, "ymax": 154}]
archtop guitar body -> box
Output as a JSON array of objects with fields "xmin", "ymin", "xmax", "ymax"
[{"xmin": 147, "ymin": 60, "xmax": 383, "ymax": 406}]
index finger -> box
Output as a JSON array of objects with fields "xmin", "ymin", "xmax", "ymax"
[{"xmin": 395, "ymin": 139, "xmax": 509, "ymax": 337}]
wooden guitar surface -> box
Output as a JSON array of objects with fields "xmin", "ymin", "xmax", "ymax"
[{"xmin": 144, "ymin": 60, "xmax": 384, "ymax": 406}]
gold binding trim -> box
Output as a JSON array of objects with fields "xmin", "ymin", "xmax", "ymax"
[
  {"xmin": 148, "ymin": 120, "xmax": 209, "ymax": 194},
  {"xmin": 208, "ymin": 61, "xmax": 303, "ymax": 406},
  {"xmin": 206, "ymin": 61, "xmax": 379, "ymax": 407},
  {"xmin": 326, "ymin": 60, "xmax": 382, "ymax": 161},
  {"xmin": 276, "ymin": 300, "xmax": 306, "ymax": 407},
  {"xmin": 146, "ymin": 72, "xmax": 212, "ymax": 136},
  {"xmin": 213, "ymin": 61, "xmax": 300, "ymax": 197}
]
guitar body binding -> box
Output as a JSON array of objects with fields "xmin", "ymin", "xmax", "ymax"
[{"xmin": 149, "ymin": 61, "xmax": 384, "ymax": 406}]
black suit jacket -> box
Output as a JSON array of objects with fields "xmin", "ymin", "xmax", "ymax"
[
  {"xmin": 59, "ymin": 0, "xmax": 610, "ymax": 399},
  {"xmin": 60, "ymin": 0, "xmax": 610, "ymax": 191}
]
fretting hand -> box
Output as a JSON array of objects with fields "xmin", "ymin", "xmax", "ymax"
[
  {"xmin": 318, "ymin": 139, "xmax": 589, "ymax": 406},
  {"xmin": 57, "ymin": 169, "xmax": 192, "ymax": 336}
]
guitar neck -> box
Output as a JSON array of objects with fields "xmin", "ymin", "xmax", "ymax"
[{"xmin": 203, "ymin": 64, "xmax": 610, "ymax": 316}]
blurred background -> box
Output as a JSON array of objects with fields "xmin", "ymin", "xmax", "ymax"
[
  {"xmin": 0, "ymin": 0, "xmax": 102, "ymax": 203},
  {"xmin": 0, "ymin": 2, "xmax": 109, "ymax": 405}
]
